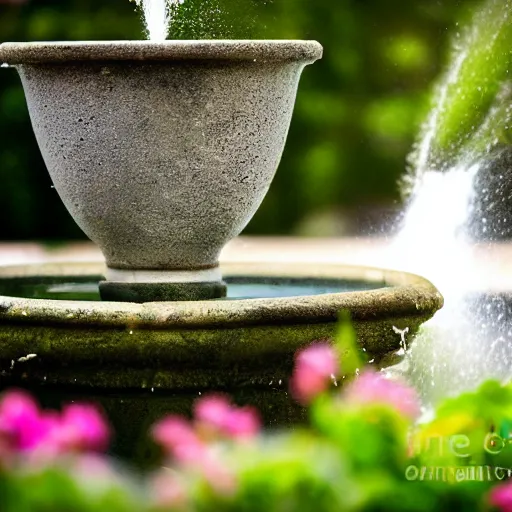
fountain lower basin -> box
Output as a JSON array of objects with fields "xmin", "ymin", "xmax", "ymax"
[
  {"xmin": 0, "ymin": 259, "xmax": 442, "ymax": 464},
  {"xmin": 0, "ymin": 260, "xmax": 442, "ymax": 388}
]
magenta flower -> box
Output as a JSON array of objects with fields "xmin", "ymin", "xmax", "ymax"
[
  {"xmin": 343, "ymin": 370, "xmax": 420, "ymax": 420},
  {"xmin": 195, "ymin": 395, "xmax": 232, "ymax": 431},
  {"xmin": 290, "ymin": 343, "xmax": 339, "ymax": 404},
  {"xmin": 152, "ymin": 414, "xmax": 236, "ymax": 494},
  {"xmin": 0, "ymin": 390, "xmax": 49, "ymax": 451},
  {"xmin": 0, "ymin": 390, "xmax": 111, "ymax": 461},
  {"xmin": 490, "ymin": 483, "xmax": 512, "ymax": 511},
  {"xmin": 152, "ymin": 416, "xmax": 207, "ymax": 464},
  {"xmin": 51, "ymin": 404, "xmax": 110, "ymax": 453},
  {"xmin": 222, "ymin": 407, "xmax": 260, "ymax": 439},
  {"xmin": 194, "ymin": 395, "xmax": 261, "ymax": 440}
]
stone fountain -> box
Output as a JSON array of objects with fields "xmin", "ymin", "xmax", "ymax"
[{"xmin": 0, "ymin": 40, "xmax": 443, "ymax": 464}]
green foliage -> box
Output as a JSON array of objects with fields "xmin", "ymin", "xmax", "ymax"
[
  {"xmin": 418, "ymin": 0, "xmax": 512, "ymax": 171},
  {"xmin": 334, "ymin": 311, "xmax": 366, "ymax": 378},
  {"xmin": 0, "ymin": 464, "xmax": 141, "ymax": 512},
  {"xmin": 416, "ymin": 380, "xmax": 512, "ymax": 471},
  {"xmin": 184, "ymin": 378, "xmax": 512, "ymax": 511}
]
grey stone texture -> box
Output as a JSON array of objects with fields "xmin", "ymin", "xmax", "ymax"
[
  {"xmin": 0, "ymin": 41, "xmax": 323, "ymax": 275},
  {"xmin": 98, "ymin": 279, "xmax": 228, "ymax": 302}
]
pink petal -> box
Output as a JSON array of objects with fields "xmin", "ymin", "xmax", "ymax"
[
  {"xmin": 297, "ymin": 344, "xmax": 338, "ymax": 377},
  {"xmin": 152, "ymin": 416, "xmax": 206, "ymax": 464},
  {"xmin": 194, "ymin": 395, "xmax": 232, "ymax": 432},
  {"xmin": 152, "ymin": 416, "xmax": 198, "ymax": 448},
  {"xmin": 194, "ymin": 395, "xmax": 261, "ymax": 439},
  {"xmin": 223, "ymin": 407, "xmax": 261, "ymax": 439},
  {"xmin": 52, "ymin": 403, "xmax": 110, "ymax": 453},
  {"xmin": 344, "ymin": 370, "xmax": 420, "ymax": 420},
  {"xmin": 0, "ymin": 390, "xmax": 46, "ymax": 451},
  {"xmin": 291, "ymin": 343, "xmax": 338, "ymax": 403},
  {"xmin": 490, "ymin": 483, "xmax": 512, "ymax": 512}
]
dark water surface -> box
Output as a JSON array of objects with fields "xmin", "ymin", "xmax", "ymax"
[{"xmin": 0, "ymin": 275, "xmax": 386, "ymax": 302}]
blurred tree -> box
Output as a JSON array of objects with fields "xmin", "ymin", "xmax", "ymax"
[{"xmin": 0, "ymin": 0, "xmax": 477, "ymax": 240}]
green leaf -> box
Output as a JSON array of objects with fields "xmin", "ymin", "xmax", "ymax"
[{"xmin": 334, "ymin": 311, "xmax": 366, "ymax": 378}]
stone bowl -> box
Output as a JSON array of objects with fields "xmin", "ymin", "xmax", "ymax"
[
  {"xmin": 0, "ymin": 40, "xmax": 323, "ymax": 302},
  {"xmin": 0, "ymin": 259, "xmax": 442, "ymax": 464}
]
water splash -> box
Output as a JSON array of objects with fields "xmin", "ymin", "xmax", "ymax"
[
  {"xmin": 389, "ymin": 0, "xmax": 512, "ymax": 404},
  {"xmin": 132, "ymin": 0, "xmax": 184, "ymax": 41},
  {"xmin": 388, "ymin": 159, "xmax": 512, "ymax": 404},
  {"xmin": 391, "ymin": 166, "xmax": 477, "ymax": 296},
  {"xmin": 387, "ymin": 167, "xmax": 478, "ymax": 403}
]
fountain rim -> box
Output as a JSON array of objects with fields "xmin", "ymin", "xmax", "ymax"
[
  {"xmin": 0, "ymin": 40, "xmax": 323, "ymax": 65},
  {"xmin": 0, "ymin": 260, "xmax": 443, "ymax": 329}
]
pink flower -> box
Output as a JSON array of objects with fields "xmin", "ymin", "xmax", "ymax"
[
  {"xmin": 343, "ymin": 370, "xmax": 420, "ymax": 420},
  {"xmin": 222, "ymin": 407, "xmax": 260, "ymax": 439},
  {"xmin": 490, "ymin": 483, "xmax": 512, "ymax": 511},
  {"xmin": 152, "ymin": 415, "xmax": 237, "ymax": 494},
  {"xmin": 290, "ymin": 343, "xmax": 339, "ymax": 404},
  {"xmin": 195, "ymin": 395, "xmax": 231, "ymax": 430},
  {"xmin": 0, "ymin": 390, "xmax": 111, "ymax": 461},
  {"xmin": 194, "ymin": 395, "xmax": 261, "ymax": 440},
  {"xmin": 50, "ymin": 404, "xmax": 110, "ymax": 453},
  {"xmin": 0, "ymin": 390, "xmax": 49, "ymax": 451},
  {"xmin": 152, "ymin": 416, "xmax": 207, "ymax": 464}
]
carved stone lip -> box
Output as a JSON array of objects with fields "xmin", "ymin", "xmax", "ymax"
[
  {"xmin": 0, "ymin": 260, "xmax": 443, "ymax": 329},
  {"xmin": 0, "ymin": 40, "xmax": 323, "ymax": 64}
]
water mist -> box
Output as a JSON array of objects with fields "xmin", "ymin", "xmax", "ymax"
[{"xmin": 390, "ymin": 0, "xmax": 512, "ymax": 404}]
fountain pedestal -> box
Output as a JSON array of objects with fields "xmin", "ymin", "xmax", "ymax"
[{"xmin": 100, "ymin": 268, "xmax": 228, "ymax": 302}]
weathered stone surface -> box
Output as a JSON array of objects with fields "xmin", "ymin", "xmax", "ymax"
[
  {"xmin": 0, "ymin": 40, "xmax": 323, "ymax": 64},
  {"xmin": 98, "ymin": 280, "xmax": 228, "ymax": 302},
  {"xmin": 0, "ymin": 260, "xmax": 443, "ymax": 390},
  {"xmin": 0, "ymin": 41, "xmax": 322, "ymax": 301}
]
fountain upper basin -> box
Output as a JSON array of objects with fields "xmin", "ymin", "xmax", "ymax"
[
  {"xmin": 0, "ymin": 40, "xmax": 323, "ymax": 302},
  {"xmin": 0, "ymin": 40, "xmax": 323, "ymax": 63}
]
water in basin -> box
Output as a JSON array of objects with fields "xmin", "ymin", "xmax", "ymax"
[{"xmin": 0, "ymin": 275, "xmax": 386, "ymax": 302}]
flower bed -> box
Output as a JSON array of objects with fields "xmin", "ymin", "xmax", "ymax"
[{"xmin": 1, "ymin": 320, "xmax": 511, "ymax": 511}]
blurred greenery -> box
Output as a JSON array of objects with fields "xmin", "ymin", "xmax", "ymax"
[
  {"xmin": 411, "ymin": 0, "xmax": 512, "ymax": 174},
  {"xmin": 0, "ymin": 0, "xmax": 478, "ymax": 240}
]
